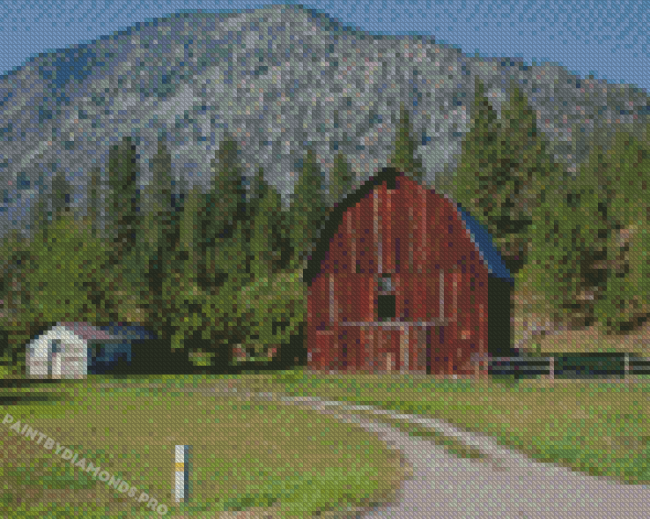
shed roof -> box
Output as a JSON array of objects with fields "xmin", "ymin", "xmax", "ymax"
[
  {"xmin": 50, "ymin": 322, "xmax": 156, "ymax": 343},
  {"xmin": 98, "ymin": 323, "xmax": 157, "ymax": 341},
  {"xmin": 56, "ymin": 322, "xmax": 116, "ymax": 342},
  {"xmin": 304, "ymin": 167, "xmax": 514, "ymax": 285}
]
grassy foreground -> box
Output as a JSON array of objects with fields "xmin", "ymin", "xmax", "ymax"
[
  {"xmin": 228, "ymin": 368, "xmax": 650, "ymax": 486},
  {"xmin": 0, "ymin": 376, "xmax": 408, "ymax": 518}
]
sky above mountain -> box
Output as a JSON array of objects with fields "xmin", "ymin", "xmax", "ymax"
[{"xmin": 2, "ymin": 0, "xmax": 649, "ymax": 94}]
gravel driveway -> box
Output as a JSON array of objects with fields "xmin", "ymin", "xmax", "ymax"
[
  {"xmin": 244, "ymin": 390, "xmax": 650, "ymax": 519},
  {"xmin": 100, "ymin": 382, "xmax": 650, "ymax": 518}
]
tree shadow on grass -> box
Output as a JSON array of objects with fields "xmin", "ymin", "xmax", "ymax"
[{"xmin": 0, "ymin": 392, "xmax": 71, "ymax": 406}]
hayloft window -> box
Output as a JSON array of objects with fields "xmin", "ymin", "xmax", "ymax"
[
  {"xmin": 377, "ymin": 274, "xmax": 396, "ymax": 322},
  {"xmin": 378, "ymin": 275, "xmax": 393, "ymax": 293}
]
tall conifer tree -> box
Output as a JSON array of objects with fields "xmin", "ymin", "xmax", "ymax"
[
  {"xmin": 51, "ymin": 170, "xmax": 73, "ymax": 222},
  {"xmin": 106, "ymin": 136, "xmax": 141, "ymax": 265},
  {"xmin": 86, "ymin": 166, "xmax": 103, "ymax": 238},
  {"xmin": 387, "ymin": 102, "xmax": 425, "ymax": 184},
  {"xmin": 328, "ymin": 152, "xmax": 355, "ymax": 211},
  {"xmin": 454, "ymin": 78, "xmax": 559, "ymax": 273},
  {"xmin": 247, "ymin": 166, "xmax": 292, "ymax": 279},
  {"xmin": 197, "ymin": 132, "xmax": 247, "ymax": 290},
  {"xmin": 141, "ymin": 140, "xmax": 180, "ymax": 336},
  {"xmin": 178, "ymin": 182, "xmax": 204, "ymax": 276},
  {"xmin": 290, "ymin": 148, "xmax": 327, "ymax": 269}
]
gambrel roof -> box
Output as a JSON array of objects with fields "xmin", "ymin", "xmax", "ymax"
[
  {"xmin": 304, "ymin": 167, "xmax": 514, "ymax": 286},
  {"xmin": 455, "ymin": 204, "xmax": 514, "ymax": 284}
]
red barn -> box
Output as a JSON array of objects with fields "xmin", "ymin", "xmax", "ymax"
[{"xmin": 303, "ymin": 167, "xmax": 514, "ymax": 376}]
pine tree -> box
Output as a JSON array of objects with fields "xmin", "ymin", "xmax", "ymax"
[
  {"xmin": 527, "ymin": 157, "xmax": 610, "ymax": 329},
  {"xmin": 197, "ymin": 133, "xmax": 247, "ymax": 290},
  {"xmin": 387, "ymin": 102, "xmax": 425, "ymax": 184},
  {"xmin": 247, "ymin": 166, "xmax": 292, "ymax": 280},
  {"xmin": 142, "ymin": 140, "xmax": 174, "ymax": 248},
  {"xmin": 454, "ymin": 78, "xmax": 559, "ymax": 274},
  {"xmin": 178, "ymin": 182, "xmax": 204, "ymax": 275},
  {"xmin": 139, "ymin": 140, "xmax": 181, "ymax": 337},
  {"xmin": 204, "ymin": 132, "xmax": 246, "ymax": 241},
  {"xmin": 106, "ymin": 136, "xmax": 141, "ymax": 265},
  {"xmin": 454, "ymin": 76, "xmax": 501, "ymax": 222},
  {"xmin": 290, "ymin": 148, "xmax": 328, "ymax": 269},
  {"xmin": 50, "ymin": 170, "xmax": 73, "ymax": 222},
  {"xmin": 85, "ymin": 166, "xmax": 103, "ymax": 238},
  {"xmin": 246, "ymin": 166, "xmax": 272, "ymax": 281},
  {"xmin": 583, "ymin": 128, "xmax": 650, "ymax": 333},
  {"xmin": 30, "ymin": 188, "xmax": 50, "ymax": 239},
  {"xmin": 328, "ymin": 152, "xmax": 355, "ymax": 210}
]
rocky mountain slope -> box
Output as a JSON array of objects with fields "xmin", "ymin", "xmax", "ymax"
[{"xmin": 1, "ymin": 4, "xmax": 649, "ymax": 239}]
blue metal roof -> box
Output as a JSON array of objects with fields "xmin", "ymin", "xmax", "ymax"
[
  {"xmin": 455, "ymin": 204, "xmax": 514, "ymax": 284},
  {"xmin": 98, "ymin": 323, "xmax": 157, "ymax": 341}
]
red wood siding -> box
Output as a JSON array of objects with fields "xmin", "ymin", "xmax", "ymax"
[
  {"xmin": 382, "ymin": 185, "xmax": 394, "ymax": 273},
  {"xmin": 308, "ymin": 274, "xmax": 331, "ymax": 330},
  {"xmin": 307, "ymin": 173, "xmax": 494, "ymax": 376}
]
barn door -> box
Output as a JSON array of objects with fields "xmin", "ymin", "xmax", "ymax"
[{"xmin": 426, "ymin": 327, "xmax": 446, "ymax": 375}]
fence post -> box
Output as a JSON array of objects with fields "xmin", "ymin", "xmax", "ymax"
[
  {"xmin": 174, "ymin": 445, "xmax": 191, "ymax": 503},
  {"xmin": 625, "ymin": 353, "xmax": 630, "ymax": 379},
  {"xmin": 549, "ymin": 356, "xmax": 554, "ymax": 382}
]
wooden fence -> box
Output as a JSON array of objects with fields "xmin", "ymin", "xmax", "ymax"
[{"xmin": 471, "ymin": 353, "xmax": 650, "ymax": 380}]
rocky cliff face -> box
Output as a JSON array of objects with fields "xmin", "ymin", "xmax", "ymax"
[{"xmin": 0, "ymin": 4, "xmax": 648, "ymax": 239}]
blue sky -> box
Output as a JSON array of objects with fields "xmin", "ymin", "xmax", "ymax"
[{"xmin": 0, "ymin": 0, "xmax": 649, "ymax": 93}]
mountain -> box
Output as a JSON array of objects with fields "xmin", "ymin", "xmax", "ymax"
[{"xmin": 1, "ymin": 4, "xmax": 649, "ymax": 239}]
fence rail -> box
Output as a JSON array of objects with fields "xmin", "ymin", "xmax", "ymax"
[{"xmin": 471, "ymin": 353, "xmax": 650, "ymax": 379}]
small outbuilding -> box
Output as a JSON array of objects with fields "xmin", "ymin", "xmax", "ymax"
[
  {"xmin": 304, "ymin": 167, "xmax": 515, "ymax": 376},
  {"xmin": 26, "ymin": 322, "xmax": 156, "ymax": 379}
]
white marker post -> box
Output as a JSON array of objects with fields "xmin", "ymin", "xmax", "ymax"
[{"xmin": 174, "ymin": 445, "xmax": 191, "ymax": 503}]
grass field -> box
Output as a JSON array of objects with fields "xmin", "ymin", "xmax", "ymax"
[
  {"xmin": 86, "ymin": 369, "xmax": 650, "ymax": 486},
  {"xmin": 0, "ymin": 376, "xmax": 409, "ymax": 518},
  {"xmin": 2, "ymin": 365, "xmax": 650, "ymax": 518}
]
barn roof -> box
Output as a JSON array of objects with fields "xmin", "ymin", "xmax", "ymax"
[
  {"xmin": 304, "ymin": 167, "xmax": 514, "ymax": 286},
  {"xmin": 455, "ymin": 205, "xmax": 514, "ymax": 284}
]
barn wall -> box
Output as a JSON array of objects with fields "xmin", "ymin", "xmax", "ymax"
[
  {"xmin": 307, "ymin": 274, "xmax": 333, "ymax": 369},
  {"xmin": 306, "ymin": 173, "xmax": 503, "ymax": 377},
  {"xmin": 488, "ymin": 276, "xmax": 515, "ymax": 357}
]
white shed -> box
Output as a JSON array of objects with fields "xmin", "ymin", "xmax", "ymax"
[{"xmin": 26, "ymin": 322, "xmax": 154, "ymax": 379}]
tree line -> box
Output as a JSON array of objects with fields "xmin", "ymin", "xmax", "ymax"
[
  {"xmin": 451, "ymin": 77, "xmax": 650, "ymax": 339},
  {"xmin": 0, "ymin": 102, "xmax": 418, "ymax": 373},
  {"xmin": 1, "ymin": 84, "xmax": 648, "ymax": 374}
]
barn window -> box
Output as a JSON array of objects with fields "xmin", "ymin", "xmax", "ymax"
[
  {"xmin": 378, "ymin": 274, "xmax": 396, "ymax": 321},
  {"xmin": 378, "ymin": 274, "xmax": 393, "ymax": 293},
  {"xmin": 51, "ymin": 339, "xmax": 61, "ymax": 354}
]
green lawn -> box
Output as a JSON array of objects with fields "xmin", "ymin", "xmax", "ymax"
[
  {"xmin": 227, "ymin": 368, "xmax": 650, "ymax": 486},
  {"xmin": 0, "ymin": 376, "xmax": 408, "ymax": 518},
  {"xmin": 4, "ymin": 367, "xmax": 649, "ymax": 518}
]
